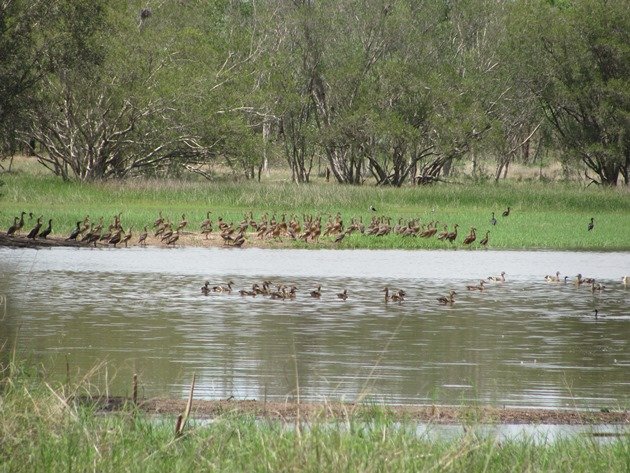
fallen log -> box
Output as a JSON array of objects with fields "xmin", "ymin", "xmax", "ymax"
[{"xmin": 0, "ymin": 233, "xmax": 87, "ymax": 249}]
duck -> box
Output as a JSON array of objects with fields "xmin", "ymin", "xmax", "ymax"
[
  {"xmin": 337, "ymin": 289, "xmax": 348, "ymax": 301},
  {"xmin": 590, "ymin": 281, "xmax": 605, "ymax": 292},
  {"xmin": 120, "ymin": 227, "xmax": 133, "ymax": 247},
  {"xmin": 310, "ymin": 285, "xmax": 322, "ymax": 298},
  {"xmin": 437, "ymin": 290, "xmax": 456, "ymax": 305},
  {"xmin": 490, "ymin": 212, "xmax": 497, "ymax": 226},
  {"xmin": 446, "ymin": 224, "xmax": 459, "ymax": 243},
  {"xmin": 15, "ymin": 211, "xmax": 26, "ymax": 234},
  {"xmin": 212, "ymin": 280, "xmax": 234, "ymax": 293},
  {"xmin": 462, "ymin": 227, "xmax": 476, "ymax": 245},
  {"xmin": 466, "ymin": 280, "xmax": 486, "ymax": 291},
  {"xmin": 66, "ymin": 221, "xmax": 82, "ymax": 240},
  {"xmin": 26, "ymin": 217, "xmax": 43, "ymax": 239},
  {"xmin": 479, "ymin": 231, "xmax": 490, "ymax": 247},
  {"xmin": 201, "ymin": 281, "xmax": 211, "ymax": 295},
  {"xmin": 165, "ymin": 230, "xmax": 180, "ymax": 246},
  {"xmin": 38, "ymin": 219, "xmax": 53, "ymax": 239},
  {"xmin": 391, "ymin": 289, "xmax": 405, "ymax": 302},
  {"xmin": 153, "ymin": 211, "xmax": 164, "ymax": 228},
  {"xmin": 575, "ymin": 273, "xmax": 595, "ymax": 285},
  {"xmin": 6, "ymin": 216, "xmax": 19, "ymax": 235},
  {"xmin": 487, "ymin": 271, "xmax": 506, "ymax": 282},
  {"xmin": 502, "ymin": 207, "xmax": 510, "ymax": 217},
  {"xmin": 108, "ymin": 230, "xmax": 123, "ymax": 247},
  {"xmin": 137, "ymin": 226, "xmax": 148, "ymax": 246},
  {"xmin": 587, "ymin": 217, "xmax": 594, "ymax": 231},
  {"xmin": 382, "ymin": 287, "xmax": 391, "ymax": 302},
  {"xmin": 176, "ymin": 214, "xmax": 188, "ymax": 232},
  {"xmin": 545, "ymin": 271, "xmax": 561, "ymax": 283}
]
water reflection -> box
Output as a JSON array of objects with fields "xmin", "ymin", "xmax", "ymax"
[{"xmin": 0, "ymin": 247, "xmax": 628, "ymax": 408}]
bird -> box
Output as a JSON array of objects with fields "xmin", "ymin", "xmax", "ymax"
[
  {"xmin": 587, "ymin": 217, "xmax": 594, "ymax": 231},
  {"xmin": 545, "ymin": 271, "xmax": 561, "ymax": 283},
  {"xmin": 108, "ymin": 230, "xmax": 123, "ymax": 247},
  {"xmin": 370, "ymin": 205, "xmax": 377, "ymax": 212},
  {"xmin": 310, "ymin": 285, "xmax": 322, "ymax": 298},
  {"xmin": 446, "ymin": 224, "xmax": 459, "ymax": 243},
  {"xmin": 137, "ymin": 226, "xmax": 148, "ymax": 246},
  {"xmin": 437, "ymin": 290, "xmax": 456, "ymax": 305},
  {"xmin": 591, "ymin": 281, "xmax": 605, "ymax": 292},
  {"xmin": 38, "ymin": 219, "xmax": 53, "ymax": 239},
  {"xmin": 176, "ymin": 214, "xmax": 188, "ymax": 232},
  {"xmin": 201, "ymin": 281, "xmax": 211, "ymax": 295},
  {"xmin": 479, "ymin": 231, "xmax": 490, "ymax": 247},
  {"xmin": 502, "ymin": 207, "xmax": 510, "ymax": 217},
  {"xmin": 337, "ymin": 289, "xmax": 348, "ymax": 301},
  {"xmin": 462, "ymin": 227, "xmax": 476, "ymax": 245},
  {"xmin": 487, "ymin": 271, "xmax": 506, "ymax": 282},
  {"xmin": 490, "ymin": 212, "xmax": 497, "ymax": 226},
  {"xmin": 165, "ymin": 230, "xmax": 180, "ymax": 246},
  {"xmin": 212, "ymin": 281, "xmax": 234, "ymax": 293},
  {"xmin": 466, "ymin": 280, "xmax": 486, "ymax": 291},
  {"xmin": 593, "ymin": 309, "xmax": 604, "ymax": 320},
  {"xmin": 121, "ymin": 227, "xmax": 133, "ymax": 247},
  {"xmin": 15, "ymin": 211, "xmax": 26, "ymax": 234},
  {"xmin": 66, "ymin": 221, "xmax": 82, "ymax": 240},
  {"xmin": 26, "ymin": 217, "xmax": 42, "ymax": 239},
  {"xmin": 6, "ymin": 217, "xmax": 19, "ymax": 235}
]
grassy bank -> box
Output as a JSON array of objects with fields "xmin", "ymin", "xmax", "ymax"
[
  {"xmin": 1, "ymin": 168, "xmax": 629, "ymax": 250},
  {"xmin": 1, "ymin": 362, "xmax": 629, "ymax": 473}
]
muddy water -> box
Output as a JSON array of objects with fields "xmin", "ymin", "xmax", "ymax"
[{"xmin": 1, "ymin": 247, "xmax": 628, "ymax": 409}]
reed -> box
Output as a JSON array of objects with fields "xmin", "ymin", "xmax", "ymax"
[
  {"xmin": 1, "ymin": 170, "xmax": 629, "ymax": 250},
  {"xmin": 1, "ymin": 361, "xmax": 628, "ymax": 472}
]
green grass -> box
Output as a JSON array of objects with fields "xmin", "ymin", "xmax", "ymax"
[
  {"xmin": 1, "ymin": 167, "xmax": 629, "ymax": 250},
  {"xmin": 1, "ymin": 361, "xmax": 629, "ymax": 472}
]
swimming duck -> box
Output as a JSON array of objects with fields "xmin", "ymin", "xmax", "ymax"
[
  {"xmin": 201, "ymin": 281, "xmax": 211, "ymax": 295},
  {"xmin": 545, "ymin": 271, "xmax": 561, "ymax": 283},
  {"xmin": 487, "ymin": 271, "xmax": 506, "ymax": 282},
  {"xmin": 212, "ymin": 280, "xmax": 234, "ymax": 293},
  {"xmin": 437, "ymin": 290, "xmax": 456, "ymax": 305},
  {"xmin": 310, "ymin": 285, "xmax": 322, "ymax": 298},
  {"xmin": 466, "ymin": 280, "xmax": 485, "ymax": 291},
  {"xmin": 337, "ymin": 289, "xmax": 348, "ymax": 301}
]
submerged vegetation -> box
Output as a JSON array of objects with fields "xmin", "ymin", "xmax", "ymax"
[{"xmin": 1, "ymin": 361, "xmax": 629, "ymax": 472}]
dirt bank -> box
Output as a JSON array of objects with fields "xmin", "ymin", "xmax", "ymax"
[{"xmin": 94, "ymin": 397, "xmax": 629, "ymax": 425}]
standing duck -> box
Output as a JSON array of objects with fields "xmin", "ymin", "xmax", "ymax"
[
  {"xmin": 6, "ymin": 216, "xmax": 19, "ymax": 235},
  {"xmin": 490, "ymin": 212, "xmax": 497, "ymax": 226},
  {"xmin": 27, "ymin": 217, "xmax": 43, "ymax": 239},
  {"xmin": 479, "ymin": 231, "xmax": 490, "ymax": 247},
  {"xmin": 587, "ymin": 217, "xmax": 594, "ymax": 231},
  {"xmin": 137, "ymin": 226, "xmax": 148, "ymax": 246},
  {"xmin": 502, "ymin": 207, "xmax": 510, "ymax": 217},
  {"xmin": 67, "ymin": 221, "xmax": 81, "ymax": 240},
  {"xmin": 38, "ymin": 219, "xmax": 53, "ymax": 239}
]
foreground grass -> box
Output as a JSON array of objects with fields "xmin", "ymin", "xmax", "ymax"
[
  {"xmin": 1, "ymin": 363, "xmax": 629, "ymax": 473},
  {"xmin": 1, "ymin": 168, "xmax": 629, "ymax": 250}
]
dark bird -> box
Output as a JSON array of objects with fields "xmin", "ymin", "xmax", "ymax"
[
  {"xmin": 27, "ymin": 217, "xmax": 42, "ymax": 239},
  {"xmin": 16, "ymin": 211, "xmax": 27, "ymax": 233},
  {"xmin": 121, "ymin": 227, "xmax": 133, "ymax": 247},
  {"xmin": 67, "ymin": 221, "xmax": 82, "ymax": 240},
  {"xmin": 587, "ymin": 217, "xmax": 594, "ymax": 231},
  {"xmin": 337, "ymin": 289, "xmax": 348, "ymax": 301},
  {"xmin": 201, "ymin": 281, "xmax": 211, "ymax": 295},
  {"xmin": 165, "ymin": 230, "xmax": 180, "ymax": 246},
  {"xmin": 6, "ymin": 217, "xmax": 19, "ymax": 235},
  {"xmin": 490, "ymin": 212, "xmax": 497, "ymax": 226},
  {"xmin": 466, "ymin": 280, "xmax": 486, "ymax": 291},
  {"xmin": 38, "ymin": 219, "xmax": 53, "ymax": 239},
  {"xmin": 310, "ymin": 285, "xmax": 322, "ymax": 298},
  {"xmin": 502, "ymin": 207, "xmax": 510, "ymax": 217},
  {"xmin": 479, "ymin": 231, "xmax": 490, "ymax": 247},
  {"xmin": 370, "ymin": 205, "xmax": 377, "ymax": 212}
]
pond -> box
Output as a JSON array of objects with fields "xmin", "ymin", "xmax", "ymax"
[{"xmin": 1, "ymin": 247, "xmax": 628, "ymax": 409}]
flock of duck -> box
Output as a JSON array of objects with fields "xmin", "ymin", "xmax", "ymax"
[
  {"xmin": 3, "ymin": 206, "xmax": 523, "ymax": 248},
  {"xmin": 199, "ymin": 272, "xmax": 628, "ymax": 308}
]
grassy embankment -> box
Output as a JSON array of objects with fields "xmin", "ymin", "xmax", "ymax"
[
  {"xmin": 1, "ymin": 362, "xmax": 629, "ymax": 472},
  {"xmin": 1, "ymin": 168, "xmax": 629, "ymax": 250}
]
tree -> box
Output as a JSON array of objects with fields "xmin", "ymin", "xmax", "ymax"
[{"xmin": 506, "ymin": 0, "xmax": 630, "ymax": 186}]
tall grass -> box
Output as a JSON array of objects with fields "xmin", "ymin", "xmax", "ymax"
[
  {"xmin": 1, "ymin": 170, "xmax": 629, "ymax": 249},
  {"xmin": 1, "ymin": 361, "xmax": 629, "ymax": 472}
]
